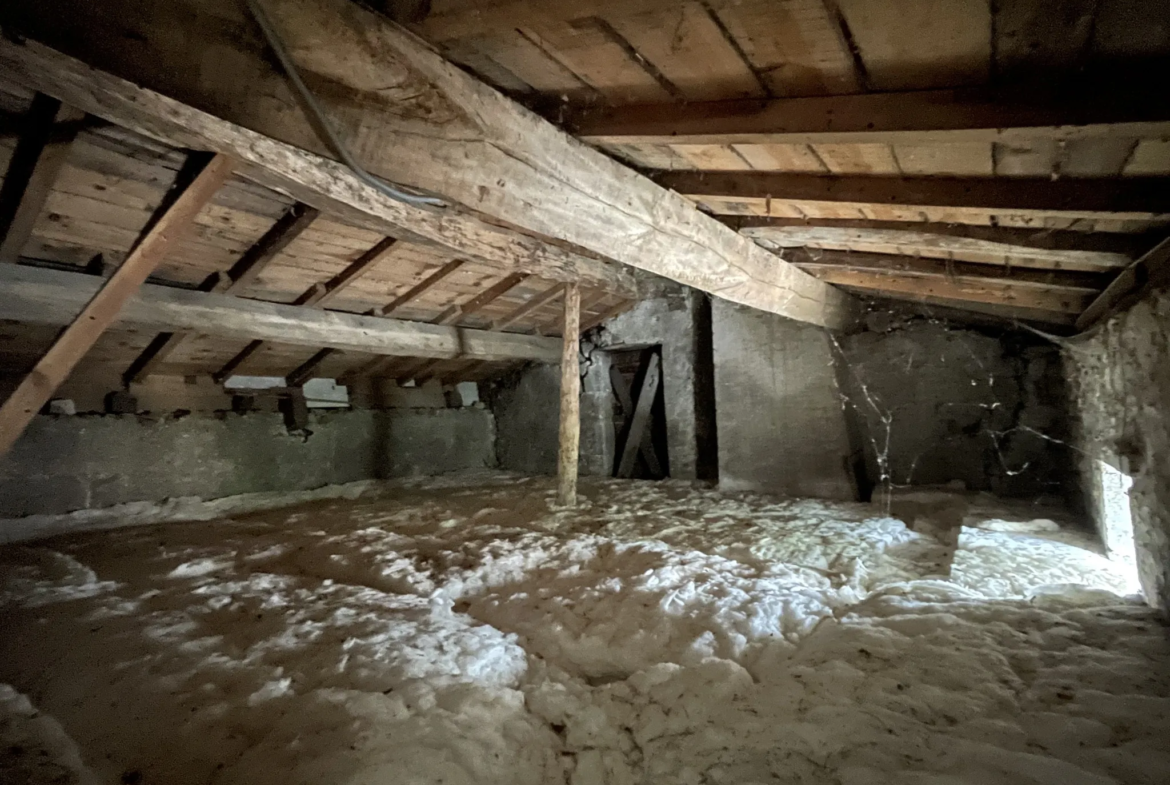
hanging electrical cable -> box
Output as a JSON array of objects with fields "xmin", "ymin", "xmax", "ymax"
[{"xmin": 242, "ymin": 0, "xmax": 447, "ymax": 209}]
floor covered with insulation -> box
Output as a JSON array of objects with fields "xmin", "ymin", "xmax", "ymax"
[{"xmin": 1, "ymin": 474, "xmax": 1168, "ymax": 785}]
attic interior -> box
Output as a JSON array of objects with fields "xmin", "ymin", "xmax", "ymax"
[{"xmin": 1, "ymin": 0, "xmax": 1170, "ymax": 782}]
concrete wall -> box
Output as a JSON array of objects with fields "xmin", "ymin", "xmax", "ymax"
[
  {"xmin": 712, "ymin": 300, "xmax": 858, "ymax": 499},
  {"xmin": 0, "ymin": 408, "xmax": 495, "ymax": 517},
  {"xmin": 487, "ymin": 364, "xmax": 561, "ymax": 476},
  {"xmin": 1068, "ymin": 289, "xmax": 1170, "ymax": 609},
  {"xmin": 838, "ymin": 319, "xmax": 1073, "ymax": 500}
]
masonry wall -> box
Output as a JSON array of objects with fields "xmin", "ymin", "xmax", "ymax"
[
  {"xmin": 0, "ymin": 407, "xmax": 495, "ymax": 517},
  {"xmin": 712, "ymin": 303, "xmax": 1075, "ymax": 503},
  {"xmin": 712, "ymin": 300, "xmax": 859, "ymax": 499},
  {"xmin": 1068, "ymin": 289, "xmax": 1170, "ymax": 610},
  {"xmin": 838, "ymin": 318, "xmax": 1073, "ymax": 501}
]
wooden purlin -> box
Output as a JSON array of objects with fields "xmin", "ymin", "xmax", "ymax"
[
  {"xmin": 0, "ymin": 265, "xmax": 564, "ymax": 364},
  {"xmin": 0, "ymin": 153, "xmax": 235, "ymax": 456}
]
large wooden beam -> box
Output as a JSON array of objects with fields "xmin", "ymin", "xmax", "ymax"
[
  {"xmin": 0, "ymin": 36, "xmax": 636, "ymax": 301},
  {"xmin": 726, "ymin": 217, "xmax": 1156, "ymax": 258},
  {"xmin": 124, "ymin": 201, "xmax": 322, "ymax": 383},
  {"xmin": 0, "ymin": 7, "xmax": 856, "ymax": 328},
  {"xmin": 556, "ymin": 283, "xmax": 581, "ymax": 507},
  {"xmin": 655, "ymin": 172, "xmax": 1170, "ymax": 222},
  {"xmin": 0, "ymin": 264, "xmax": 563, "ymax": 364},
  {"xmin": 806, "ymin": 266, "xmax": 1096, "ymax": 315},
  {"xmin": 1076, "ymin": 237, "xmax": 1170, "ymax": 332},
  {"xmin": 0, "ymin": 94, "xmax": 84, "ymax": 264},
  {"xmin": 741, "ymin": 225, "xmax": 1133, "ymax": 272},
  {"xmin": 0, "ymin": 153, "xmax": 234, "ymax": 455},
  {"xmin": 786, "ymin": 248, "xmax": 1105, "ymax": 295},
  {"xmin": 570, "ymin": 86, "xmax": 1170, "ymax": 146}
]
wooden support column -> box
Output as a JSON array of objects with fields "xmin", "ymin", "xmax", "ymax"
[
  {"xmin": 0, "ymin": 152, "xmax": 234, "ymax": 455},
  {"xmin": 556, "ymin": 283, "xmax": 581, "ymax": 507}
]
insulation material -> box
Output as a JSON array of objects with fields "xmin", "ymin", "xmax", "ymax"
[{"xmin": 0, "ymin": 475, "xmax": 1166, "ymax": 784}]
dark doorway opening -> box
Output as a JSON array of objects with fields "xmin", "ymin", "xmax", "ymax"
[{"xmin": 610, "ymin": 346, "xmax": 669, "ymax": 479}]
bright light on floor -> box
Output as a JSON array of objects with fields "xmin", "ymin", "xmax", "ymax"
[{"xmin": 1096, "ymin": 458, "xmax": 1142, "ymax": 595}]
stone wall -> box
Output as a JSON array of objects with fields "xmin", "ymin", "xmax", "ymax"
[
  {"xmin": 0, "ymin": 407, "xmax": 496, "ymax": 517},
  {"xmin": 838, "ymin": 318, "xmax": 1073, "ymax": 501},
  {"xmin": 1068, "ymin": 289, "xmax": 1170, "ymax": 609},
  {"xmin": 712, "ymin": 300, "xmax": 859, "ymax": 499},
  {"xmin": 711, "ymin": 304, "xmax": 1075, "ymax": 503}
]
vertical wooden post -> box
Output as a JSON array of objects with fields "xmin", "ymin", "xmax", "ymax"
[{"xmin": 557, "ymin": 283, "xmax": 581, "ymax": 506}]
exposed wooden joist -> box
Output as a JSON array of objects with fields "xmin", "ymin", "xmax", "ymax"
[
  {"xmin": 785, "ymin": 248, "xmax": 1106, "ymax": 291},
  {"xmin": 1075, "ymin": 237, "xmax": 1170, "ymax": 332},
  {"xmin": 581, "ymin": 299, "xmax": 634, "ymax": 332},
  {"xmin": 655, "ymin": 172, "xmax": 1170, "ymax": 221},
  {"xmin": 741, "ymin": 225, "xmax": 1133, "ymax": 272},
  {"xmin": 0, "ymin": 264, "xmax": 563, "ymax": 364},
  {"xmin": 0, "ymin": 153, "xmax": 234, "ymax": 455},
  {"xmin": 0, "ymin": 93, "xmax": 84, "ymax": 264},
  {"xmin": 377, "ymin": 259, "xmax": 466, "ymax": 317},
  {"xmin": 218, "ymin": 236, "xmax": 399, "ymax": 381},
  {"xmin": 124, "ymin": 201, "xmax": 322, "ymax": 384},
  {"xmin": 726, "ymin": 216, "xmax": 1156, "ymax": 258},
  {"xmin": 557, "ymin": 283, "xmax": 581, "ymax": 507},
  {"xmin": 570, "ymin": 85, "xmax": 1170, "ymax": 146},
  {"xmin": 0, "ymin": 37, "xmax": 636, "ymax": 300},
  {"xmin": 433, "ymin": 273, "xmax": 529, "ymax": 326},
  {"xmin": 493, "ymin": 283, "xmax": 565, "ymax": 331},
  {"xmin": 865, "ymin": 294, "xmax": 1079, "ymax": 328},
  {"xmin": 0, "ymin": 11, "xmax": 856, "ymax": 328},
  {"xmin": 285, "ymin": 348, "xmax": 335, "ymax": 387},
  {"xmin": 391, "ymin": 273, "xmax": 531, "ymax": 382},
  {"xmin": 806, "ymin": 266, "xmax": 1096, "ymax": 315}
]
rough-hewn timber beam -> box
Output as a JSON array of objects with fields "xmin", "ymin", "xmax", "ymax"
[
  {"xmin": 742, "ymin": 225, "xmax": 1133, "ymax": 272},
  {"xmin": 0, "ymin": 154, "xmax": 234, "ymax": 455},
  {"xmin": 806, "ymin": 267, "xmax": 1096, "ymax": 315},
  {"xmin": 726, "ymin": 217, "xmax": 1156, "ymax": 257},
  {"xmin": 0, "ymin": 37, "xmax": 637, "ymax": 300},
  {"xmin": 655, "ymin": 172, "xmax": 1170, "ymax": 221},
  {"xmin": 570, "ymin": 86, "xmax": 1170, "ymax": 146},
  {"xmin": 785, "ymin": 248, "xmax": 1107, "ymax": 291},
  {"xmin": 0, "ymin": 264, "xmax": 563, "ymax": 364},
  {"xmin": 0, "ymin": 6, "xmax": 855, "ymax": 328}
]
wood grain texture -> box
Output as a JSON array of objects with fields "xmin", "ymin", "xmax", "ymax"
[
  {"xmin": 556, "ymin": 283, "xmax": 581, "ymax": 507},
  {"xmin": 0, "ymin": 153, "xmax": 234, "ymax": 454},
  {"xmin": 0, "ymin": 264, "xmax": 564, "ymax": 364}
]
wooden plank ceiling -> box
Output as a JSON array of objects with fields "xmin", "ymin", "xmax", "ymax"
[
  {"xmin": 0, "ymin": 79, "xmax": 629, "ymax": 392},
  {"xmin": 413, "ymin": 0, "xmax": 1170, "ymax": 326}
]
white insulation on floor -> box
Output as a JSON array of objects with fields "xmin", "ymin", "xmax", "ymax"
[{"xmin": 1, "ymin": 475, "xmax": 1167, "ymax": 784}]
